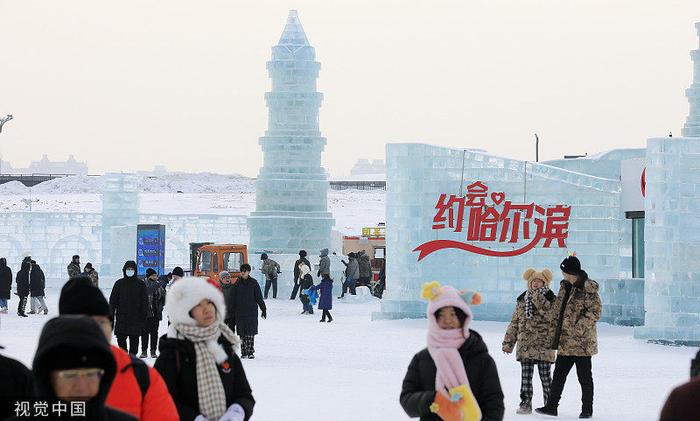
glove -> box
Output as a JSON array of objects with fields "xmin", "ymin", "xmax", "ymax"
[
  {"xmin": 194, "ymin": 415, "xmax": 209, "ymax": 421},
  {"xmin": 261, "ymin": 310, "xmax": 267, "ymax": 319},
  {"xmin": 219, "ymin": 403, "xmax": 245, "ymax": 421},
  {"xmin": 430, "ymin": 392, "xmax": 462, "ymax": 421}
]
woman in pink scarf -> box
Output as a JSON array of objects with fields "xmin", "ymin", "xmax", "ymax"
[{"xmin": 400, "ymin": 281, "xmax": 505, "ymax": 421}]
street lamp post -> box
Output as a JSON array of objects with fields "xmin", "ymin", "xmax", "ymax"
[{"xmin": 0, "ymin": 114, "xmax": 12, "ymax": 175}]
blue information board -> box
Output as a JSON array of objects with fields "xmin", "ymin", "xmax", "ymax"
[{"xmin": 136, "ymin": 224, "xmax": 166, "ymax": 277}]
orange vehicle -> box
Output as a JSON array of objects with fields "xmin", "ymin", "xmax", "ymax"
[{"xmin": 193, "ymin": 244, "xmax": 249, "ymax": 283}]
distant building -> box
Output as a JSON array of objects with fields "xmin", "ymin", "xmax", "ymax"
[
  {"xmin": 0, "ymin": 155, "xmax": 88, "ymax": 175},
  {"xmin": 350, "ymin": 159, "xmax": 385, "ymax": 176}
]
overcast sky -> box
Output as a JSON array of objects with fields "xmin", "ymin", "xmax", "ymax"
[{"xmin": 1, "ymin": 0, "xmax": 699, "ymax": 177}]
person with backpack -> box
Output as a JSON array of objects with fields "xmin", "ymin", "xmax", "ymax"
[
  {"xmin": 155, "ymin": 277, "xmax": 255, "ymax": 421},
  {"xmin": 0, "ymin": 258, "xmax": 12, "ymax": 313},
  {"xmin": 290, "ymin": 250, "xmax": 311, "ymax": 300},
  {"xmin": 19, "ymin": 316, "xmax": 137, "ymax": 421},
  {"xmin": 110, "ymin": 261, "xmax": 148, "ymax": 356},
  {"xmin": 339, "ymin": 252, "xmax": 359, "ymax": 298},
  {"xmin": 141, "ymin": 268, "xmax": 165, "ymax": 359},
  {"xmin": 15, "ymin": 258, "xmax": 30, "ymax": 317},
  {"xmin": 260, "ymin": 253, "xmax": 281, "ymax": 299},
  {"xmin": 58, "ymin": 276, "xmax": 178, "ymax": 421}
]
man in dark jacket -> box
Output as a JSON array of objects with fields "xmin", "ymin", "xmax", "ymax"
[
  {"xmin": 231, "ymin": 264, "xmax": 267, "ymax": 359},
  {"xmin": 220, "ymin": 271, "xmax": 235, "ymax": 332},
  {"xmin": 536, "ymin": 255, "xmax": 601, "ymax": 419},
  {"xmin": 357, "ymin": 250, "xmax": 372, "ymax": 287},
  {"xmin": 0, "ymin": 257, "xmax": 12, "ymax": 313},
  {"xmin": 28, "ymin": 260, "xmax": 48, "ymax": 315},
  {"xmin": 339, "ymin": 253, "xmax": 359, "ymax": 298},
  {"xmin": 15, "ymin": 259, "xmax": 30, "ymax": 317},
  {"xmin": 0, "ymin": 338, "xmax": 33, "ymax": 418},
  {"xmin": 67, "ymin": 254, "xmax": 82, "ymax": 278},
  {"xmin": 109, "ymin": 261, "xmax": 148, "ymax": 356},
  {"xmin": 290, "ymin": 250, "xmax": 311, "ymax": 300},
  {"xmin": 318, "ymin": 248, "xmax": 330, "ymax": 278},
  {"xmin": 400, "ymin": 330, "xmax": 505, "ymax": 421},
  {"xmin": 260, "ymin": 253, "xmax": 280, "ymax": 299},
  {"xmin": 28, "ymin": 315, "xmax": 137, "ymax": 421},
  {"xmin": 691, "ymin": 348, "xmax": 700, "ymax": 378},
  {"xmin": 140, "ymin": 268, "xmax": 165, "ymax": 359}
]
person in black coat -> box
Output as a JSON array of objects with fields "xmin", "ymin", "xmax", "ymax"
[
  {"xmin": 290, "ymin": 250, "xmax": 311, "ymax": 300},
  {"xmin": 230, "ymin": 264, "xmax": 266, "ymax": 359},
  {"xmin": 23, "ymin": 315, "xmax": 137, "ymax": 421},
  {"xmin": 28, "ymin": 260, "xmax": 48, "ymax": 315},
  {"xmin": 109, "ymin": 261, "xmax": 148, "ymax": 356},
  {"xmin": 298, "ymin": 263, "xmax": 314, "ymax": 315},
  {"xmin": 0, "ymin": 257, "xmax": 12, "ymax": 313},
  {"xmin": 140, "ymin": 268, "xmax": 165, "ymax": 359},
  {"xmin": 0, "ymin": 352, "xmax": 33, "ymax": 418},
  {"xmin": 400, "ymin": 282, "xmax": 504, "ymax": 421},
  {"xmin": 15, "ymin": 260, "xmax": 30, "ymax": 317},
  {"xmin": 155, "ymin": 276, "xmax": 254, "ymax": 421}
]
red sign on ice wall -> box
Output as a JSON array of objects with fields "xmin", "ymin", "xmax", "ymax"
[{"xmin": 413, "ymin": 181, "xmax": 571, "ymax": 260}]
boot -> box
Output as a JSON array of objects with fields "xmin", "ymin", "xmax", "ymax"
[
  {"xmin": 327, "ymin": 314, "xmax": 333, "ymax": 323},
  {"xmin": 516, "ymin": 402, "xmax": 532, "ymax": 415},
  {"xmin": 535, "ymin": 403, "xmax": 558, "ymax": 416},
  {"xmin": 151, "ymin": 351, "xmax": 158, "ymax": 358},
  {"xmin": 139, "ymin": 352, "xmax": 147, "ymax": 359},
  {"xmin": 580, "ymin": 406, "xmax": 593, "ymax": 418},
  {"xmin": 0, "ymin": 307, "xmax": 8, "ymax": 314}
]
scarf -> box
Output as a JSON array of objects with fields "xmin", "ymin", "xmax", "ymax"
[
  {"xmin": 427, "ymin": 327, "xmax": 470, "ymax": 397},
  {"xmin": 174, "ymin": 322, "xmax": 239, "ymax": 420},
  {"xmin": 525, "ymin": 286, "xmax": 547, "ymax": 319}
]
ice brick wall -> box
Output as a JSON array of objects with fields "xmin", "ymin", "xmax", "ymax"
[
  {"xmin": 376, "ymin": 143, "xmax": 625, "ymax": 321},
  {"xmin": 635, "ymin": 137, "xmax": 700, "ymax": 345},
  {"xmin": 0, "ymin": 212, "xmax": 102, "ymax": 286},
  {"xmin": 248, "ymin": 10, "xmax": 334, "ymax": 253}
]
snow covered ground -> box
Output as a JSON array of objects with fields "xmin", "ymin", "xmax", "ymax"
[{"xmin": 0, "ymin": 288, "xmax": 695, "ymax": 421}]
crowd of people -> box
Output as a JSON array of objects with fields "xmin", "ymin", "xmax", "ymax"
[{"xmin": 1, "ymin": 252, "xmax": 698, "ymax": 420}]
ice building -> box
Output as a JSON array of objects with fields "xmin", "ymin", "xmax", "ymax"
[
  {"xmin": 248, "ymin": 10, "xmax": 334, "ymax": 254},
  {"xmin": 376, "ymin": 22, "xmax": 700, "ymax": 346}
]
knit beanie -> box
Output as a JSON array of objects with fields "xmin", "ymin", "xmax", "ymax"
[
  {"xmin": 421, "ymin": 281, "xmax": 481, "ymax": 338},
  {"xmin": 59, "ymin": 276, "xmax": 111, "ymax": 318},
  {"xmin": 522, "ymin": 268, "xmax": 553, "ymax": 290},
  {"xmin": 261, "ymin": 253, "xmax": 268, "ymax": 260},
  {"xmin": 560, "ymin": 255, "xmax": 582, "ymax": 275}
]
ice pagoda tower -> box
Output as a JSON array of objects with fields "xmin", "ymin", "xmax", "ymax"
[
  {"xmin": 248, "ymin": 10, "xmax": 334, "ymax": 253},
  {"xmin": 682, "ymin": 22, "xmax": 700, "ymax": 137}
]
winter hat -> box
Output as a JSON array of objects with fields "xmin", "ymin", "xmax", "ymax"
[
  {"xmin": 84, "ymin": 262, "xmax": 93, "ymax": 270},
  {"xmin": 299, "ymin": 264, "xmax": 310, "ymax": 277},
  {"xmin": 145, "ymin": 268, "xmax": 157, "ymax": 277},
  {"xmin": 261, "ymin": 253, "xmax": 268, "ymax": 260},
  {"xmin": 172, "ymin": 266, "xmax": 185, "ymax": 277},
  {"xmin": 421, "ymin": 281, "xmax": 481, "ymax": 339},
  {"xmin": 59, "ymin": 276, "xmax": 111, "ymax": 318},
  {"xmin": 299, "ymin": 250, "xmax": 307, "ymax": 258},
  {"xmin": 219, "ymin": 270, "xmax": 231, "ymax": 279},
  {"xmin": 560, "ymin": 255, "xmax": 582, "ymax": 275},
  {"xmin": 165, "ymin": 277, "xmax": 226, "ymax": 337},
  {"xmin": 522, "ymin": 268, "xmax": 553, "ymax": 290}
]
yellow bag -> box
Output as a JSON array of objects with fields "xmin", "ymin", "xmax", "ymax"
[{"xmin": 449, "ymin": 384, "xmax": 482, "ymax": 421}]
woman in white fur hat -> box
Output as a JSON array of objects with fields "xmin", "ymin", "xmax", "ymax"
[{"xmin": 154, "ymin": 277, "xmax": 255, "ymax": 421}]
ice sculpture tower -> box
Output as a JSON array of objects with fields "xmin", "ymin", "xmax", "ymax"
[
  {"xmin": 248, "ymin": 10, "xmax": 334, "ymax": 253},
  {"xmin": 635, "ymin": 22, "xmax": 700, "ymax": 345},
  {"xmin": 101, "ymin": 173, "xmax": 139, "ymax": 277},
  {"xmin": 682, "ymin": 22, "xmax": 700, "ymax": 137}
]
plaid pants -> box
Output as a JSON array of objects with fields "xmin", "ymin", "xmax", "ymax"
[
  {"xmin": 241, "ymin": 335, "xmax": 255, "ymax": 356},
  {"xmin": 520, "ymin": 359, "xmax": 552, "ymax": 405}
]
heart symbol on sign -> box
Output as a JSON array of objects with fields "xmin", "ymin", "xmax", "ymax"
[{"xmin": 491, "ymin": 192, "xmax": 505, "ymax": 205}]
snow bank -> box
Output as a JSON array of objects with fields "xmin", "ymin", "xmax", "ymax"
[{"xmin": 0, "ymin": 180, "xmax": 29, "ymax": 195}]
